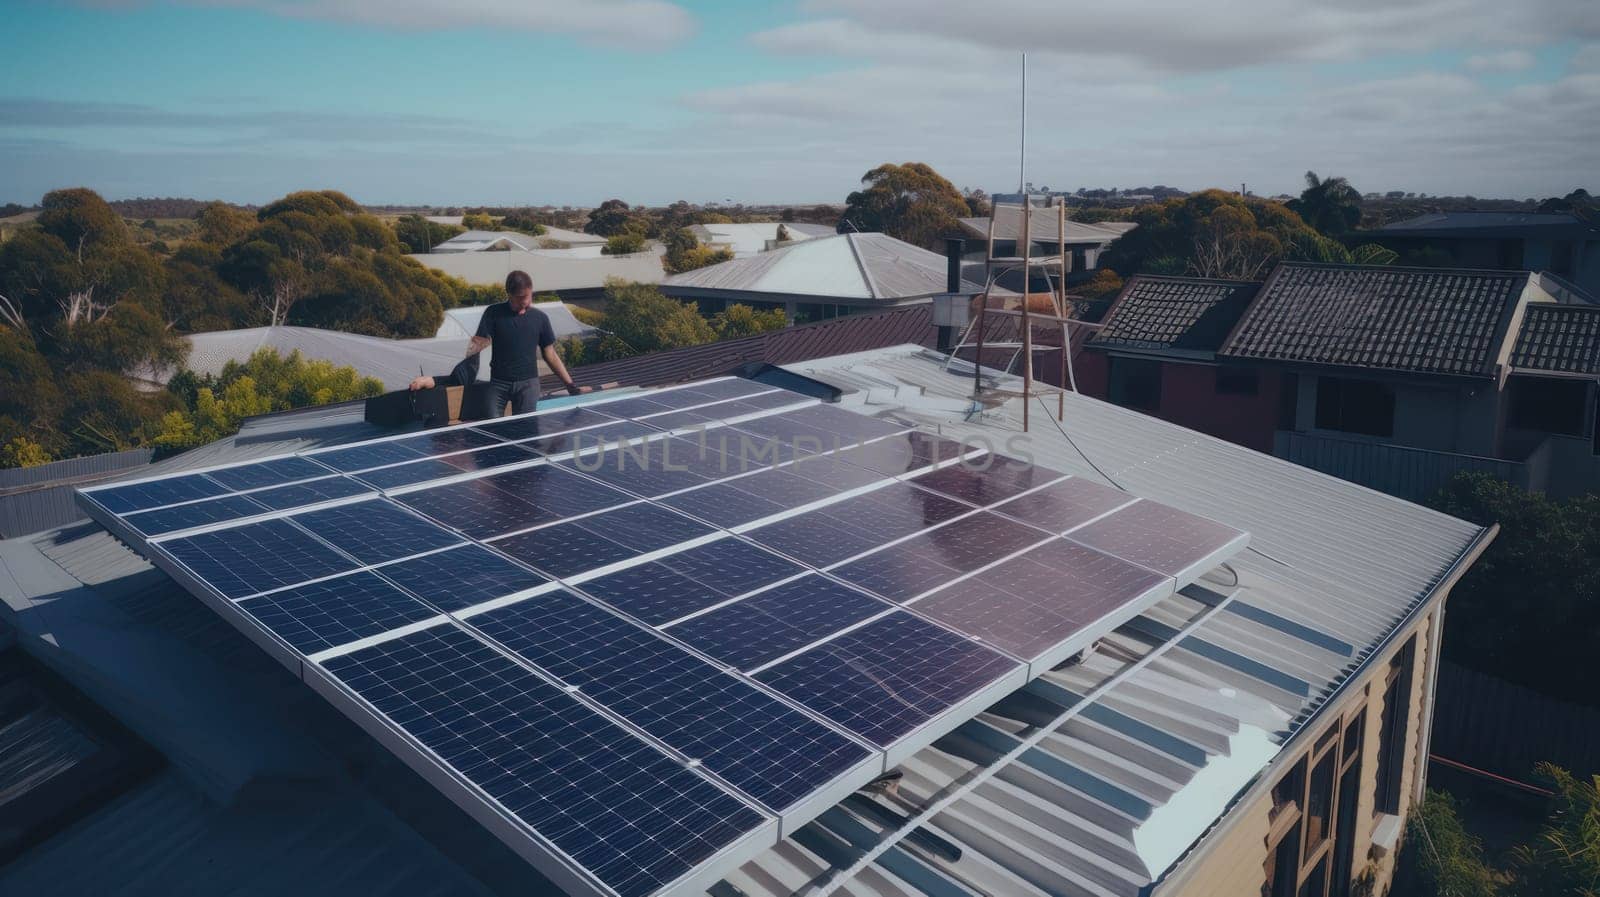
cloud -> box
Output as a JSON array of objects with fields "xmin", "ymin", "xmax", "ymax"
[
  {"xmin": 1466, "ymin": 49, "xmax": 1536, "ymax": 72},
  {"xmin": 774, "ymin": 0, "xmax": 1598, "ymax": 73},
  {"xmin": 119, "ymin": 0, "xmax": 696, "ymax": 47}
]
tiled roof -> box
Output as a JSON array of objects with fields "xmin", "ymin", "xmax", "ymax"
[
  {"xmin": 1219, "ymin": 263, "xmax": 1529, "ymax": 377},
  {"xmin": 1088, "ymin": 275, "xmax": 1262, "ymax": 353},
  {"xmin": 1511, "ymin": 303, "xmax": 1600, "ymax": 376},
  {"xmin": 541, "ymin": 304, "xmax": 938, "ymax": 391}
]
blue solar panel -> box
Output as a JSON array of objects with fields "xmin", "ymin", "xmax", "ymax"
[
  {"xmin": 472, "ymin": 590, "xmax": 870, "ymax": 812},
  {"xmin": 126, "ymin": 494, "xmax": 268, "ymax": 536},
  {"xmin": 90, "ymin": 473, "xmax": 229, "ymax": 514},
  {"xmin": 679, "ymin": 379, "xmax": 778, "ymax": 401},
  {"xmin": 377, "ymin": 543, "xmax": 548, "ymax": 612},
  {"xmin": 249, "ymin": 476, "xmax": 373, "ymax": 510},
  {"xmin": 580, "ymin": 563, "xmax": 727, "ymax": 625},
  {"xmin": 659, "ymin": 482, "xmax": 790, "ymax": 528},
  {"xmin": 492, "ymin": 503, "xmax": 715, "ymax": 579},
  {"xmin": 237, "ymin": 570, "xmax": 438, "ymax": 654},
  {"xmin": 522, "ymin": 419, "xmax": 659, "ymax": 456},
  {"xmin": 353, "ymin": 458, "xmax": 464, "ymax": 490},
  {"xmin": 659, "ymin": 538, "xmax": 806, "ymax": 596},
  {"xmin": 392, "ymin": 427, "xmax": 504, "ymax": 454},
  {"xmin": 321, "ymin": 625, "xmax": 765, "ymax": 897},
  {"xmin": 293, "ymin": 498, "xmax": 461, "ymax": 565},
  {"xmin": 559, "ymin": 442, "xmax": 717, "ymax": 497},
  {"xmin": 755, "ymin": 612, "xmax": 1020, "ymax": 747},
  {"xmin": 437, "ymin": 443, "xmax": 538, "ymax": 473},
  {"xmin": 312, "ymin": 440, "xmax": 431, "ymax": 472},
  {"xmin": 159, "ymin": 518, "xmax": 356, "ymax": 598},
  {"xmin": 474, "ymin": 405, "xmax": 618, "ymax": 442},
  {"xmin": 206, "ymin": 456, "xmax": 333, "ymax": 491},
  {"xmin": 396, "ymin": 465, "xmax": 631, "ymax": 539},
  {"xmin": 666, "ymin": 575, "xmax": 891, "ymax": 672}
]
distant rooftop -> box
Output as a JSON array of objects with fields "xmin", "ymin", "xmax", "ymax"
[
  {"xmin": 662, "ymin": 232, "xmax": 980, "ymax": 303},
  {"xmin": 958, "ymin": 207, "xmax": 1137, "ymax": 246},
  {"xmin": 1364, "ymin": 210, "xmax": 1599, "ymax": 238},
  {"xmin": 1089, "ymin": 276, "xmax": 1263, "ymax": 355}
]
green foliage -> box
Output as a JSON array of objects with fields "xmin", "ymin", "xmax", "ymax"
[
  {"xmin": 1510, "ymin": 764, "xmax": 1600, "ymax": 897},
  {"xmin": 498, "ymin": 213, "xmax": 547, "ymax": 236},
  {"xmin": 1393, "ymin": 789, "xmax": 1502, "ymax": 897},
  {"xmin": 461, "ymin": 212, "xmax": 499, "ymax": 230},
  {"xmin": 0, "ymin": 436, "xmax": 50, "ymax": 469},
  {"xmin": 568, "ymin": 304, "xmax": 606, "ymax": 326},
  {"xmin": 258, "ymin": 190, "xmax": 360, "ymax": 220},
  {"xmin": 1079, "ymin": 268, "xmax": 1125, "ymax": 302},
  {"xmin": 663, "ymin": 227, "xmax": 733, "ymax": 273},
  {"xmin": 1351, "ymin": 243, "xmax": 1401, "ymax": 266},
  {"xmin": 1101, "ymin": 189, "xmax": 1395, "ymax": 279},
  {"xmin": 155, "ymin": 348, "xmax": 383, "ymax": 451},
  {"xmin": 585, "ymin": 199, "xmax": 639, "ymax": 237},
  {"xmin": 841, "ymin": 162, "xmax": 971, "ymax": 250},
  {"xmin": 1288, "ymin": 171, "xmax": 1363, "ymax": 237},
  {"xmin": 392, "ymin": 214, "xmax": 464, "ymax": 253},
  {"xmin": 603, "ymin": 232, "xmax": 648, "ymax": 255},
  {"xmin": 556, "ymin": 335, "xmax": 586, "ymax": 367},
  {"xmin": 38, "ymin": 187, "xmax": 127, "ymax": 251},
  {"xmin": 194, "ymin": 201, "xmax": 255, "ymax": 246},
  {"xmin": 596, "ymin": 279, "xmax": 714, "ymax": 355},
  {"xmin": 711, "ymin": 303, "xmax": 787, "ymax": 340},
  {"xmin": 1427, "ymin": 473, "xmax": 1600, "ymax": 707}
]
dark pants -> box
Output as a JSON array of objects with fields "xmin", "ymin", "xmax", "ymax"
[{"xmin": 477, "ymin": 378, "xmax": 538, "ymax": 418}]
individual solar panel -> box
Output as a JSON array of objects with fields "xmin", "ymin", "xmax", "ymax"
[
  {"xmin": 745, "ymin": 483, "xmax": 970, "ymax": 567},
  {"xmin": 828, "ymin": 541, "xmax": 965, "ymax": 603},
  {"xmin": 1066, "ymin": 499, "xmax": 1248, "ymax": 578},
  {"xmin": 909, "ymin": 454, "xmax": 1063, "ymax": 506},
  {"xmin": 492, "ymin": 503, "xmax": 715, "ymax": 579},
  {"xmin": 657, "ymin": 538, "xmax": 807, "ymax": 598},
  {"xmin": 755, "ymin": 612, "xmax": 1021, "ymax": 748},
  {"xmin": 311, "ymin": 439, "xmax": 432, "ymax": 472},
  {"xmin": 892, "ymin": 511, "xmax": 1047, "ymax": 574},
  {"xmin": 237, "ymin": 570, "xmax": 439, "ymax": 655},
  {"xmin": 678, "ymin": 378, "xmax": 779, "ymax": 401},
  {"xmin": 353, "ymin": 458, "xmax": 466, "ymax": 490},
  {"xmin": 560, "ymin": 442, "xmax": 719, "ymax": 497},
  {"xmin": 89, "ymin": 473, "xmax": 229, "ymax": 514},
  {"xmin": 522, "ymin": 419, "xmax": 659, "ymax": 456},
  {"xmin": 665, "ymin": 575, "xmax": 891, "ymax": 672},
  {"xmin": 158, "ymin": 518, "xmax": 356, "ymax": 599},
  {"xmin": 594, "ymin": 396, "xmax": 678, "ymax": 418},
  {"xmin": 475, "ymin": 405, "xmax": 619, "ymax": 442},
  {"xmin": 293, "ymin": 498, "xmax": 462, "ymax": 565},
  {"xmin": 991, "ymin": 476, "xmax": 1133, "ymax": 533},
  {"xmin": 470, "ymin": 591, "xmax": 872, "ymax": 813},
  {"xmin": 827, "ymin": 431, "xmax": 972, "ymax": 476},
  {"xmin": 910, "ymin": 540, "xmax": 1168, "ymax": 666},
  {"xmin": 377, "ymin": 543, "xmax": 549, "ymax": 612},
  {"xmin": 438, "ymin": 443, "xmax": 538, "ymax": 472},
  {"xmin": 659, "ymin": 482, "xmax": 791, "ymax": 529},
  {"xmin": 205, "ymin": 456, "xmax": 333, "ymax": 491},
  {"xmin": 320, "ymin": 625, "xmax": 767, "ymax": 897},
  {"xmin": 249, "ymin": 475, "xmax": 373, "ymax": 510},
  {"xmin": 396, "ymin": 465, "xmax": 631, "ymax": 540},
  {"xmin": 580, "ymin": 563, "xmax": 729, "ymax": 625},
  {"xmin": 392, "ymin": 426, "xmax": 504, "ymax": 454},
  {"xmin": 125, "ymin": 493, "xmax": 268, "ymax": 536}
]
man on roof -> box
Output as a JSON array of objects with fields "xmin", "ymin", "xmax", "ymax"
[{"xmin": 409, "ymin": 269, "xmax": 587, "ymax": 418}]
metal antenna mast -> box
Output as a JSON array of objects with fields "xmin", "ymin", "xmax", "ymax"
[{"xmin": 1018, "ymin": 53, "xmax": 1027, "ymax": 194}]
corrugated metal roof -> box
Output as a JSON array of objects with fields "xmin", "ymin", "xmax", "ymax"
[
  {"xmin": 662, "ymin": 233, "xmax": 980, "ymax": 302},
  {"xmin": 958, "ymin": 209, "xmax": 1134, "ymax": 246},
  {"xmin": 1219, "ymin": 263, "xmax": 1529, "ymax": 377},
  {"xmin": 542, "ymin": 305, "xmax": 940, "ymax": 392},
  {"xmin": 715, "ymin": 346, "xmax": 1483, "ymax": 897},
  {"xmin": 1510, "ymin": 303, "xmax": 1600, "ymax": 376},
  {"xmin": 0, "ymin": 449, "xmax": 153, "ymax": 539},
  {"xmin": 409, "ymin": 246, "xmax": 664, "ymax": 288},
  {"xmin": 1089, "ymin": 276, "xmax": 1262, "ymax": 353},
  {"xmin": 433, "ymin": 226, "xmax": 607, "ymax": 250},
  {"xmin": 1364, "ymin": 211, "xmax": 1599, "ymax": 238},
  {"xmin": 690, "ymin": 222, "xmax": 836, "ymax": 255}
]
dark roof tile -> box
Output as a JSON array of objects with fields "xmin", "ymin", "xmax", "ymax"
[
  {"xmin": 1088, "ymin": 276, "xmax": 1262, "ymax": 353},
  {"xmin": 1218, "ymin": 263, "xmax": 1528, "ymax": 377},
  {"xmin": 1511, "ymin": 304, "xmax": 1600, "ymax": 376}
]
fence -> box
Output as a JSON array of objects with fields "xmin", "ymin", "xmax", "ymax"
[{"xmin": 1274, "ymin": 431, "xmax": 1526, "ymax": 503}]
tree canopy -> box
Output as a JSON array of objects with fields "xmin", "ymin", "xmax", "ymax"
[
  {"xmin": 840, "ymin": 163, "xmax": 971, "ymax": 250},
  {"xmin": 1288, "ymin": 171, "xmax": 1363, "ymax": 237},
  {"xmin": 662, "ymin": 227, "xmax": 733, "ymax": 274},
  {"xmin": 593, "ymin": 279, "xmax": 715, "ymax": 357},
  {"xmin": 585, "ymin": 199, "xmax": 642, "ymax": 237}
]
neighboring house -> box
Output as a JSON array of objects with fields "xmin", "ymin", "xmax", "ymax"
[
  {"xmin": 1076, "ymin": 262, "xmax": 1600, "ymax": 500},
  {"xmin": 957, "ymin": 207, "xmax": 1136, "ymax": 289},
  {"xmin": 0, "ymin": 340, "xmax": 1491, "ymax": 897},
  {"xmin": 429, "ymin": 226, "xmax": 606, "ymax": 253},
  {"xmin": 407, "ymin": 247, "xmax": 664, "ymax": 298},
  {"xmin": 1362, "ymin": 211, "xmax": 1600, "ymax": 296},
  {"xmin": 176, "ymin": 302, "xmax": 596, "ymax": 390},
  {"xmin": 661, "ymin": 232, "xmax": 983, "ymax": 324},
  {"xmin": 688, "ymin": 221, "xmax": 835, "ymax": 257}
]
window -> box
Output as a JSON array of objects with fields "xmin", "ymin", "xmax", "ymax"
[
  {"xmin": 1264, "ymin": 708, "xmax": 1366, "ymax": 897},
  {"xmin": 1217, "ymin": 368, "xmax": 1260, "ymax": 396},
  {"xmin": 1375, "ymin": 637, "xmax": 1417, "ymax": 815},
  {"xmin": 1278, "ymin": 373, "xmax": 1300, "ymax": 429},
  {"xmin": 1507, "ymin": 376, "xmax": 1589, "ymax": 436},
  {"xmin": 1109, "ymin": 357, "xmax": 1162, "ymax": 411},
  {"xmin": 1314, "ymin": 377, "xmax": 1395, "ymax": 437}
]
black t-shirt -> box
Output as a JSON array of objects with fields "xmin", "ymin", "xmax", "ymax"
[{"xmin": 475, "ymin": 302, "xmax": 555, "ymax": 382}]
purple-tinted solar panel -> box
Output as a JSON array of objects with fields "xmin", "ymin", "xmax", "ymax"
[
  {"xmin": 658, "ymin": 538, "xmax": 805, "ymax": 596},
  {"xmin": 522, "ymin": 419, "xmax": 657, "ymax": 456},
  {"xmin": 1066, "ymin": 499, "xmax": 1245, "ymax": 578},
  {"xmin": 909, "ymin": 454, "xmax": 1065, "ymax": 507},
  {"xmin": 659, "ymin": 482, "xmax": 789, "ymax": 528},
  {"xmin": 396, "ymin": 465, "xmax": 630, "ymax": 539},
  {"xmin": 667, "ymin": 575, "xmax": 891, "ymax": 672},
  {"xmin": 895, "ymin": 511, "xmax": 1047, "ymax": 573},
  {"xmin": 473, "ymin": 406, "xmax": 618, "ymax": 442},
  {"xmin": 591, "ymin": 396, "xmax": 677, "ymax": 418},
  {"xmin": 755, "ymin": 612, "xmax": 1019, "ymax": 747},
  {"xmin": 679, "ymin": 378, "xmax": 777, "ymax": 401},
  {"xmin": 493, "ymin": 502, "xmax": 715, "ymax": 579},
  {"xmin": 911, "ymin": 540, "xmax": 1167, "ymax": 661},
  {"xmin": 744, "ymin": 483, "xmax": 971, "ymax": 567},
  {"xmin": 991, "ymin": 476, "xmax": 1132, "ymax": 533},
  {"xmin": 829, "ymin": 431, "xmax": 971, "ymax": 477},
  {"xmin": 830, "ymin": 541, "xmax": 964, "ymax": 603}
]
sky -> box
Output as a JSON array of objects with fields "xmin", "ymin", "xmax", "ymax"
[{"xmin": 4, "ymin": 0, "xmax": 1598, "ymax": 207}]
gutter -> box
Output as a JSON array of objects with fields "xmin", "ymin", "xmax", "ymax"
[{"xmin": 1148, "ymin": 521, "xmax": 1498, "ymax": 895}]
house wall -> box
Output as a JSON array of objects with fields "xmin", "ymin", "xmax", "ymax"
[
  {"xmin": 1162, "ymin": 610, "xmax": 1439, "ymax": 897},
  {"xmin": 1073, "ymin": 352, "xmax": 1284, "ymax": 454},
  {"xmin": 1292, "ymin": 373, "xmax": 1501, "ymax": 457}
]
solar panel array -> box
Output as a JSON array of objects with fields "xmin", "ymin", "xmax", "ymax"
[{"xmin": 77, "ymin": 377, "xmax": 1248, "ymax": 897}]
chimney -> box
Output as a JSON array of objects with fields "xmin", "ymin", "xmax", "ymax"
[{"xmin": 936, "ymin": 238, "xmax": 967, "ymax": 352}]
